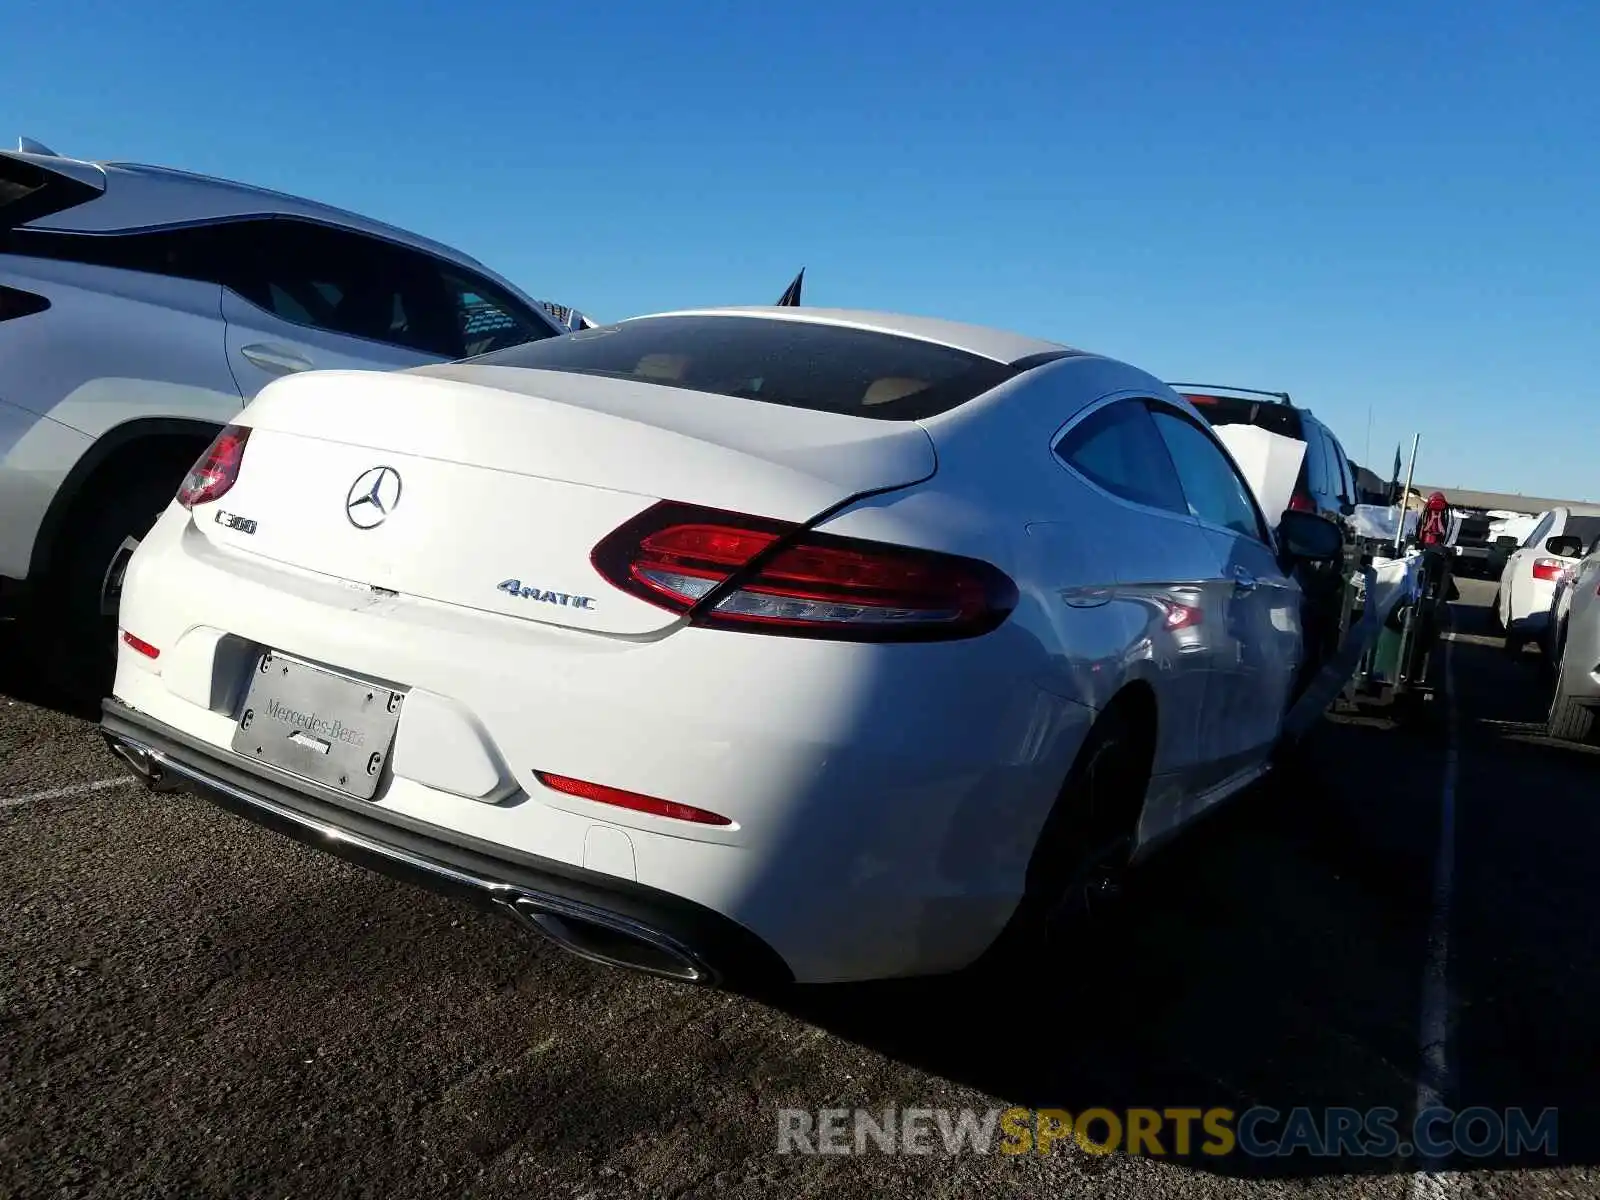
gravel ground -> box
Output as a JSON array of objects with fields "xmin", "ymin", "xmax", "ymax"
[{"xmin": 3, "ymin": 580, "xmax": 1598, "ymax": 1199}]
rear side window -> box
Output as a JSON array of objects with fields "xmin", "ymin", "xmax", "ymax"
[
  {"xmin": 218, "ymin": 220, "xmax": 462, "ymax": 357},
  {"xmin": 437, "ymin": 266, "xmax": 555, "ymax": 357},
  {"xmin": 1150, "ymin": 407, "xmax": 1270, "ymax": 542},
  {"xmin": 2, "ymin": 215, "xmax": 557, "ymax": 360},
  {"xmin": 1303, "ymin": 425, "xmax": 1330, "ymax": 497},
  {"xmin": 2, "ymin": 222, "xmax": 219, "ymax": 278},
  {"xmin": 468, "ymin": 315, "xmax": 1019, "ymax": 420},
  {"xmin": 1054, "ymin": 400, "xmax": 1187, "ymax": 513},
  {"xmin": 1329, "ymin": 433, "xmax": 1354, "ymax": 502},
  {"xmin": 1320, "ymin": 427, "xmax": 1348, "ymax": 502},
  {"xmin": 1562, "ymin": 516, "xmax": 1600, "ymax": 551}
]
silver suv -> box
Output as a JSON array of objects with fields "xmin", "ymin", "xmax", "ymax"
[{"xmin": 1, "ymin": 139, "xmax": 566, "ymax": 697}]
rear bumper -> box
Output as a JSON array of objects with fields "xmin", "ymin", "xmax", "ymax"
[{"xmin": 100, "ymin": 698, "xmax": 794, "ymax": 992}]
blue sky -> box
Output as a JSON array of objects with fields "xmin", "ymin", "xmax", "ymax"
[{"xmin": 9, "ymin": 0, "xmax": 1599, "ymax": 499}]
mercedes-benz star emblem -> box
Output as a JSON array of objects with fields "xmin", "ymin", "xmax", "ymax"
[{"xmin": 345, "ymin": 466, "xmax": 402, "ymax": 529}]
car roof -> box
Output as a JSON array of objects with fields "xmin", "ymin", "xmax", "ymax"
[
  {"xmin": 13, "ymin": 152, "xmax": 532, "ymax": 300},
  {"xmin": 629, "ymin": 306, "xmax": 1079, "ymax": 366}
]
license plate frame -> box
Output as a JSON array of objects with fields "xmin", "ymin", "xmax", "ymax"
[{"xmin": 230, "ymin": 651, "xmax": 404, "ymax": 800}]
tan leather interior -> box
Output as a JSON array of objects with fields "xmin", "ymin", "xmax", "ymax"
[
  {"xmin": 861, "ymin": 377, "xmax": 928, "ymax": 406},
  {"xmin": 635, "ymin": 354, "xmax": 689, "ymax": 381}
]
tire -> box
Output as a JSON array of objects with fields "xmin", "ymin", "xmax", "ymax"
[
  {"xmin": 1547, "ymin": 661, "xmax": 1597, "ymax": 743},
  {"xmin": 1488, "ymin": 591, "xmax": 1504, "ymax": 634},
  {"xmin": 30, "ymin": 461, "xmax": 190, "ymax": 706},
  {"xmin": 978, "ymin": 696, "xmax": 1155, "ymax": 975}
]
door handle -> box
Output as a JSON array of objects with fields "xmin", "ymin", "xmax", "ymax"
[
  {"xmin": 1232, "ymin": 567, "xmax": 1258, "ymax": 592},
  {"xmin": 240, "ymin": 343, "xmax": 313, "ymax": 375}
]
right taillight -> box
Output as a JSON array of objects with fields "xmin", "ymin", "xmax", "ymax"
[
  {"xmin": 590, "ymin": 500, "xmax": 1018, "ymax": 641},
  {"xmin": 0, "ymin": 285, "xmax": 49, "ymax": 322},
  {"xmin": 1532, "ymin": 558, "xmax": 1567, "ymax": 582},
  {"xmin": 1287, "ymin": 492, "xmax": 1315, "ymax": 513},
  {"xmin": 176, "ymin": 424, "xmax": 251, "ymax": 509}
]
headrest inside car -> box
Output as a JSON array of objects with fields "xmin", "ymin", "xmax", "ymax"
[{"xmin": 862, "ymin": 377, "xmax": 927, "ymax": 406}]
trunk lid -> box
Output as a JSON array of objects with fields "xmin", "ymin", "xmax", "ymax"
[{"xmin": 198, "ymin": 367, "xmax": 938, "ymax": 636}]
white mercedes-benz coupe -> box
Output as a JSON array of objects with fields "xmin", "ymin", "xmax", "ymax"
[{"xmin": 102, "ymin": 307, "xmax": 1343, "ymax": 989}]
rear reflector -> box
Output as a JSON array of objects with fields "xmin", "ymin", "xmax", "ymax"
[
  {"xmin": 590, "ymin": 501, "xmax": 1018, "ymax": 641},
  {"xmin": 176, "ymin": 424, "xmax": 251, "ymax": 509},
  {"xmin": 120, "ymin": 631, "xmax": 159, "ymax": 659},
  {"xmin": 0, "ymin": 285, "xmax": 49, "ymax": 322},
  {"xmin": 534, "ymin": 771, "xmax": 731, "ymax": 826},
  {"xmin": 1532, "ymin": 558, "xmax": 1567, "ymax": 582}
]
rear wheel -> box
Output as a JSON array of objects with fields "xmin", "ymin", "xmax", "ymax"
[
  {"xmin": 30, "ymin": 456, "xmax": 194, "ymax": 706},
  {"xmin": 1547, "ymin": 660, "xmax": 1597, "ymax": 743},
  {"xmin": 978, "ymin": 696, "xmax": 1154, "ymax": 975}
]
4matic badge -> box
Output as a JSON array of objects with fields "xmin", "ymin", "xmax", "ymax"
[{"xmin": 497, "ymin": 579, "xmax": 596, "ymax": 610}]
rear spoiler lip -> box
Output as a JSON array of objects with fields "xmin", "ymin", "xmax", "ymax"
[{"xmin": 0, "ymin": 150, "xmax": 106, "ymax": 232}]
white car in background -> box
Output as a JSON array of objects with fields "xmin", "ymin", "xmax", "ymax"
[
  {"xmin": 1494, "ymin": 505, "xmax": 1600, "ymax": 651},
  {"xmin": 102, "ymin": 307, "xmax": 1343, "ymax": 988},
  {"xmin": 0, "ymin": 138, "xmax": 566, "ymax": 696}
]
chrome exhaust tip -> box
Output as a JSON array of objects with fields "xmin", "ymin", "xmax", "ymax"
[
  {"xmin": 102, "ymin": 734, "xmax": 181, "ymax": 792},
  {"xmin": 503, "ymin": 894, "xmax": 711, "ymax": 984}
]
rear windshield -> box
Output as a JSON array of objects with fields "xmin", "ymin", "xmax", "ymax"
[
  {"xmin": 467, "ymin": 314, "xmax": 1019, "ymax": 420},
  {"xmin": 1563, "ymin": 516, "xmax": 1600, "ymax": 550},
  {"xmin": 1181, "ymin": 393, "xmax": 1303, "ymax": 440}
]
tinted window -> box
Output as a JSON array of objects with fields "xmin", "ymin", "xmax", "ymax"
[
  {"xmin": 1054, "ymin": 400, "xmax": 1187, "ymax": 513},
  {"xmin": 438, "ymin": 266, "xmax": 555, "ymax": 357},
  {"xmin": 1150, "ymin": 407, "xmax": 1269, "ymax": 541},
  {"xmin": 1303, "ymin": 429, "xmax": 1328, "ymax": 495},
  {"xmin": 1331, "ymin": 435, "xmax": 1354, "ymax": 501},
  {"xmin": 1561, "ymin": 516, "xmax": 1600, "ymax": 550},
  {"xmin": 1315, "ymin": 425, "xmax": 1342, "ymax": 498},
  {"xmin": 2, "ymin": 223, "xmax": 226, "ymax": 279},
  {"xmin": 469, "ymin": 315, "xmax": 1019, "ymax": 420},
  {"xmin": 218, "ymin": 220, "xmax": 459, "ymax": 356},
  {"xmin": 4, "ymin": 218, "xmax": 554, "ymax": 360}
]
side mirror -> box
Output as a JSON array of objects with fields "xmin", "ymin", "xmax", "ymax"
[
  {"xmin": 1278, "ymin": 510, "xmax": 1343, "ymax": 563},
  {"xmin": 1547, "ymin": 534, "xmax": 1583, "ymax": 559}
]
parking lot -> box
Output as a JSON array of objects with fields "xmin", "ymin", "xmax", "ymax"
[{"xmin": 2, "ymin": 578, "xmax": 1597, "ymax": 1199}]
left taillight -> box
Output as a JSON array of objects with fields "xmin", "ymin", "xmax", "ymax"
[
  {"xmin": 590, "ymin": 500, "xmax": 1018, "ymax": 642},
  {"xmin": 1532, "ymin": 557, "xmax": 1567, "ymax": 582},
  {"xmin": 176, "ymin": 424, "xmax": 251, "ymax": 509}
]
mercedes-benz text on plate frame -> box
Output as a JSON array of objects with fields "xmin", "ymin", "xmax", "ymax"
[
  {"xmin": 346, "ymin": 466, "xmax": 403, "ymax": 529},
  {"xmin": 230, "ymin": 652, "xmax": 404, "ymax": 801}
]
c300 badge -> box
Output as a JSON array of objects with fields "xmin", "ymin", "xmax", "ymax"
[
  {"xmin": 497, "ymin": 579, "xmax": 595, "ymax": 610},
  {"xmin": 214, "ymin": 509, "xmax": 258, "ymax": 535}
]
